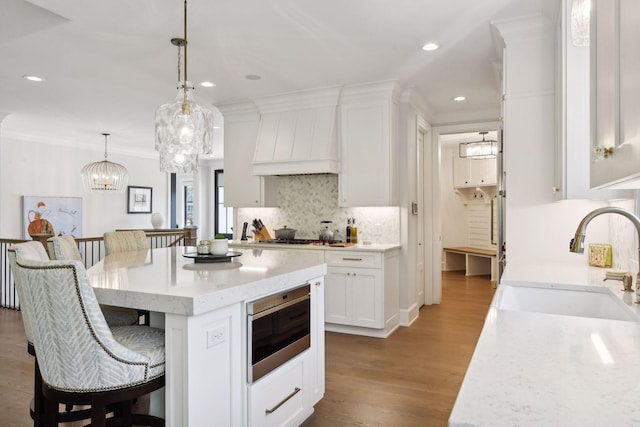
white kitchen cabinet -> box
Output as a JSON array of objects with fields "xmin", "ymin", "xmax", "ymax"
[
  {"xmin": 339, "ymin": 80, "xmax": 400, "ymax": 207},
  {"xmin": 324, "ymin": 249, "xmax": 399, "ymax": 338},
  {"xmin": 453, "ymin": 156, "xmax": 496, "ymax": 188},
  {"xmin": 247, "ymin": 278, "xmax": 325, "ymax": 427},
  {"xmin": 553, "ymin": 0, "xmax": 629, "ymax": 199},
  {"xmin": 218, "ymin": 101, "xmax": 278, "ymax": 207},
  {"xmin": 590, "ymin": 0, "xmax": 640, "ymax": 189},
  {"xmin": 248, "ymin": 357, "xmax": 305, "ymax": 427}
]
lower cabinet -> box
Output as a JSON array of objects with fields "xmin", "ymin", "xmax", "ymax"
[
  {"xmin": 325, "ymin": 266, "xmax": 382, "ymax": 328},
  {"xmin": 248, "ymin": 358, "xmax": 306, "ymax": 427},
  {"xmin": 324, "ymin": 249, "xmax": 399, "ymax": 338},
  {"xmin": 246, "ymin": 278, "xmax": 325, "ymax": 427}
]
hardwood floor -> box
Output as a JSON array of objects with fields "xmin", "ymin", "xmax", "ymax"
[
  {"xmin": 0, "ymin": 271, "xmax": 494, "ymax": 427},
  {"xmin": 303, "ymin": 271, "xmax": 495, "ymax": 427}
]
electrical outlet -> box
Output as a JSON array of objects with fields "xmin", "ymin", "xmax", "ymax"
[{"xmin": 207, "ymin": 326, "xmax": 226, "ymax": 348}]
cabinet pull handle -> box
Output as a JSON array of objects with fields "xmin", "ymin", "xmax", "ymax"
[
  {"xmin": 265, "ymin": 387, "xmax": 301, "ymax": 414},
  {"xmin": 315, "ymin": 281, "xmax": 321, "ymax": 287},
  {"xmin": 342, "ymin": 257, "xmax": 362, "ymax": 261}
]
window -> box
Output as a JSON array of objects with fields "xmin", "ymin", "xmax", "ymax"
[
  {"xmin": 214, "ymin": 170, "xmax": 233, "ymax": 238},
  {"xmin": 184, "ymin": 184, "xmax": 193, "ymax": 226}
]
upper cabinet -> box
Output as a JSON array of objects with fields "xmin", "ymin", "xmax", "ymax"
[
  {"xmin": 252, "ymin": 87, "xmax": 341, "ymax": 176},
  {"xmin": 590, "ymin": 0, "xmax": 640, "ymax": 189},
  {"xmin": 554, "ymin": 0, "xmax": 628, "ymax": 199},
  {"xmin": 453, "ymin": 157, "xmax": 496, "ymax": 188},
  {"xmin": 219, "ymin": 101, "xmax": 278, "ymax": 208},
  {"xmin": 339, "ymin": 81, "xmax": 400, "ymax": 207}
]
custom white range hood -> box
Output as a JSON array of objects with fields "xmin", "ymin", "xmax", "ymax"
[{"xmin": 252, "ymin": 86, "xmax": 341, "ymax": 176}]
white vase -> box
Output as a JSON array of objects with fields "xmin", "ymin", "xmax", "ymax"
[
  {"xmin": 150, "ymin": 213, "xmax": 164, "ymax": 229},
  {"xmin": 210, "ymin": 239, "xmax": 228, "ymax": 255}
]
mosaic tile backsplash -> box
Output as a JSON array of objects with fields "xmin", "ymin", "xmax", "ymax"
[
  {"xmin": 237, "ymin": 174, "xmax": 400, "ymax": 244},
  {"xmin": 609, "ymin": 199, "xmax": 636, "ymax": 272}
]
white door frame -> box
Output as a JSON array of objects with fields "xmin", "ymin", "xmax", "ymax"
[
  {"xmin": 428, "ymin": 121, "xmax": 500, "ymax": 304},
  {"xmin": 416, "ymin": 117, "xmax": 429, "ymax": 306}
]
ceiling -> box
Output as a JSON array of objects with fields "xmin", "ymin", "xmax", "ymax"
[{"xmin": 0, "ymin": 0, "xmax": 558, "ymax": 159}]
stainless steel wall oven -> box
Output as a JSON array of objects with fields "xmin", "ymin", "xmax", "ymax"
[{"xmin": 247, "ymin": 283, "xmax": 311, "ymax": 383}]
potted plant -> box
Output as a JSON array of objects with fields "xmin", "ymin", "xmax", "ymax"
[{"xmin": 210, "ymin": 234, "xmax": 229, "ymax": 255}]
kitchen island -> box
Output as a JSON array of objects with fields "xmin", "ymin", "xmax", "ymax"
[
  {"xmin": 449, "ymin": 261, "xmax": 640, "ymax": 426},
  {"xmin": 87, "ymin": 246, "xmax": 327, "ymax": 427}
]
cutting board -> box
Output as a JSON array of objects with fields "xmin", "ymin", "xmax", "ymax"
[{"xmin": 329, "ymin": 243, "xmax": 356, "ymax": 247}]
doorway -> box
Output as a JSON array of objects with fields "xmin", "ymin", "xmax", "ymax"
[{"xmin": 426, "ymin": 122, "xmax": 500, "ymax": 302}]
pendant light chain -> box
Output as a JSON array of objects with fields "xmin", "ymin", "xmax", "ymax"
[
  {"xmin": 177, "ymin": 44, "xmax": 182, "ymax": 83},
  {"xmin": 183, "ymin": 0, "xmax": 188, "ymax": 84},
  {"xmin": 103, "ymin": 133, "xmax": 110, "ymax": 160},
  {"xmin": 181, "ymin": 0, "xmax": 189, "ymax": 110}
]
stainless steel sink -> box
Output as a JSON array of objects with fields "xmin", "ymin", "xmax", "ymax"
[{"xmin": 494, "ymin": 283, "xmax": 639, "ymax": 322}]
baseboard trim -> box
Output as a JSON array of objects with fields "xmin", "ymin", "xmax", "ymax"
[{"xmin": 399, "ymin": 303, "xmax": 419, "ymax": 327}]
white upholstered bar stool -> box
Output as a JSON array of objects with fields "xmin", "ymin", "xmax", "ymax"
[
  {"xmin": 103, "ymin": 230, "xmax": 151, "ymax": 325},
  {"xmin": 47, "ymin": 235, "xmax": 140, "ymax": 326},
  {"xmin": 8, "ymin": 242, "xmax": 94, "ymax": 425},
  {"xmin": 9, "ymin": 246, "xmax": 166, "ymax": 427},
  {"xmin": 104, "ymin": 230, "xmax": 149, "ymax": 255}
]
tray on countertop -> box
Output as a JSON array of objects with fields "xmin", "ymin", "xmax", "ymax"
[
  {"xmin": 183, "ymin": 251, "xmax": 243, "ymax": 263},
  {"xmin": 328, "ymin": 242, "xmax": 357, "ymax": 247}
]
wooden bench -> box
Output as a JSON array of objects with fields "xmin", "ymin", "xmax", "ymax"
[{"xmin": 443, "ymin": 246, "xmax": 497, "ymax": 282}]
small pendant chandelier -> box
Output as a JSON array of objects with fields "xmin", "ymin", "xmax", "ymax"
[
  {"xmin": 81, "ymin": 133, "xmax": 129, "ymax": 192},
  {"xmin": 155, "ymin": 0, "xmax": 214, "ymax": 173},
  {"xmin": 459, "ymin": 131, "xmax": 498, "ymax": 159}
]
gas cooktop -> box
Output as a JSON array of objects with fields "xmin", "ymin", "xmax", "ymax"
[{"xmin": 258, "ymin": 238, "xmax": 343, "ymax": 245}]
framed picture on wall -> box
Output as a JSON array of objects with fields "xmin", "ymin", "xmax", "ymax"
[
  {"xmin": 23, "ymin": 196, "xmax": 83, "ymax": 239},
  {"xmin": 127, "ymin": 186, "xmax": 152, "ymax": 214}
]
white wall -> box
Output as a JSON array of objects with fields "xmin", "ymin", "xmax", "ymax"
[
  {"xmin": 495, "ymin": 14, "xmax": 612, "ymax": 268},
  {"xmin": 0, "ymin": 135, "xmax": 170, "ymax": 238},
  {"xmin": 440, "ymin": 147, "xmax": 469, "ymax": 247}
]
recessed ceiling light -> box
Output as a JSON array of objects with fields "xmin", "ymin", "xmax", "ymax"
[
  {"xmin": 200, "ymin": 81, "xmax": 215, "ymax": 88},
  {"xmin": 452, "ymin": 96, "xmax": 466, "ymax": 102},
  {"xmin": 245, "ymin": 74, "xmax": 261, "ymax": 80},
  {"xmin": 23, "ymin": 75, "xmax": 44, "ymax": 82},
  {"xmin": 422, "ymin": 43, "xmax": 439, "ymax": 51}
]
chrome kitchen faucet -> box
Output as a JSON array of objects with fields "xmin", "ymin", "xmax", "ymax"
[{"xmin": 570, "ymin": 207, "xmax": 640, "ymax": 297}]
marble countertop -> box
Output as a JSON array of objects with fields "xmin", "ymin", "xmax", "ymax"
[
  {"xmin": 87, "ymin": 246, "xmax": 326, "ymax": 317},
  {"xmin": 229, "ymin": 240, "xmax": 400, "ymax": 252},
  {"xmin": 449, "ymin": 261, "xmax": 640, "ymax": 426}
]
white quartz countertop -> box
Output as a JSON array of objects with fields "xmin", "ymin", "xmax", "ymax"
[
  {"xmin": 87, "ymin": 246, "xmax": 326, "ymax": 317},
  {"xmin": 449, "ymin": 261, "xmax": 640, "ymax": 426},
  {"xmin": 230, "ymin": 240, "xmax": 400, "ymax": 252}
]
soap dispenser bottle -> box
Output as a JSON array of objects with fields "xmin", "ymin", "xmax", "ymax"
[{"xmin": 346, "ymin": 218, "xmax": 351, "ymax": 243}]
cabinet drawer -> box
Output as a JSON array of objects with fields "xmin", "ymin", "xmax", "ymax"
[
  {"xmin": 248, "ymin": 358, "xmax": 305, "ymax": 427},
  {"xmin": 325, "ymin": 251, "xmax": 381, "ymax": 268}
]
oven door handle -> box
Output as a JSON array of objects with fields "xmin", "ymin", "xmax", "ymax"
[{"xmin": 249, "ymin": 294, "xmax": 310, "ymax": 320}]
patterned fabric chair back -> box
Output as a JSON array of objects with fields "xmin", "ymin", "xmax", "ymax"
[
  {"xmin": 8, "ymin": 241, "xmax": 50, "ymax": 345},
  {"xmin": 10, "ymin": 257, "xmax": 161, "ymax": 392},
  {"xmin": 103, "ymin": 230, "xmax": 149, "ymax": 255},
  {"xmin": 47, "ymin": 235, "xmax": 82, "ymax": 261}
]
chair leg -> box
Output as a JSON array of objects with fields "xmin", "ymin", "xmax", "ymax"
[
  {"xmin": 33, "ymin": 357, "xmax": 43, "ymax": 426},
  {"xmin": 42, "ymin": 390, "xmax": 58, "ymax": 427},
  {"xmin": 90, "ymin": 400, "xmax": 107, "ymax": 427},
  {"xmin": 120, "ymin": 400, "xmax": 133, "ymax": 426}
]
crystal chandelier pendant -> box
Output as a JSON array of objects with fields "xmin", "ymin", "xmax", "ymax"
[
  {"xmin": 81, "ymin": 133, "xmax": 129, "ymax": 192},
  {"xmin": 155, "ymin": 81, "xmax": 214, "ymax": 173}
]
